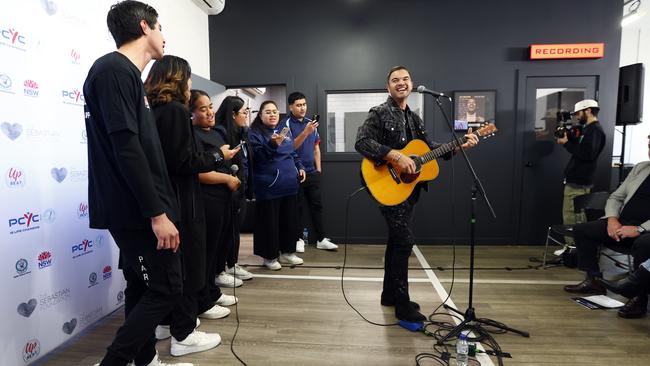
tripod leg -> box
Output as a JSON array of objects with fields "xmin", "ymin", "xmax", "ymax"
[
  {"xmin": 437, "ymin": 318, "xmax": 471, "ymax": 345},
  {"xmin": 442, "ymin": 304, "xmax": 465, "ymax": 317},
  {"xmin": 476, "ymin": 318, "xmax": 530, "ymax": 338}
]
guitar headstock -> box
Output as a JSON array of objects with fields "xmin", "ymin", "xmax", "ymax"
[{"xmin": 474, "ymin": 123, "xmax": 498, "ymax": 139}]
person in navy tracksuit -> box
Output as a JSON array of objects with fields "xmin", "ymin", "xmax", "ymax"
[{"xmin": 248, "ymin": 100, "xmax": 306, "ymax": 270}]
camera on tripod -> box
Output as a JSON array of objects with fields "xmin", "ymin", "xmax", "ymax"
[{"xmin": 554, "ymin": 110, "xmax": 581, "ymax": 139}]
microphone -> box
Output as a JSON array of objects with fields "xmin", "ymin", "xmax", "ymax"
[
  {"xmin": 230, "ymin": 164, "xmax": 239, "ymax": 176},
  {"xmin": 416, "ymin": 85, "xmax": 451, "ymax": 100}
]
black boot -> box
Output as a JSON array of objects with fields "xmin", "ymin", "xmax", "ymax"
[
  {"xmin": 395, "ymin": 302, "xmax": 426, "ymax": 322},
  {"xmin": 599, "ymin": 266, "xmax": 650, "ymax": 298},
  {"xmin": 617, "ymin": 295, "xmax": 648, "ymax": 319}
]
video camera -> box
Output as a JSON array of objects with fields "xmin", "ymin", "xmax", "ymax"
[{"xmin": 554, "ymin": 110, "xmax": 582, "ymax": 139}]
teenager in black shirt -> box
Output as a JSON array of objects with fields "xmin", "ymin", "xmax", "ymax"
[{"xmin": 84, "ymin": 2, "xmax": 188, "ymax": 365}]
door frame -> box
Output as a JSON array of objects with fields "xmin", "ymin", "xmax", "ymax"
[{"xmin": 512, "ymin": 67, "xmax": 600, "ymax": 243}]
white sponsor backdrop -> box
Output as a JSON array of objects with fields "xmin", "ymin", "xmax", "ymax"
[
  {"xmin": 1, "ymin": 1, "xmax": 210, "ymax": 364},
  {"xmin": 0, "ymin": 1, "xmax": 125, "ymax": 365}
]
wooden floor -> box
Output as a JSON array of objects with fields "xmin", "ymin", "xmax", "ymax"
[{"xmin": 37, "ymin": 234, "xmax": 650, "ymax": 365}]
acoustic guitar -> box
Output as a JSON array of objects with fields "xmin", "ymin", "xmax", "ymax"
[{"xmin": 360, "ymin": 123, "xmax": 497, "ymax": 206}]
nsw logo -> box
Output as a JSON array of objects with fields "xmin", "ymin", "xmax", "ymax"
[
  {"xmin": 6, "ymin": 167, "xmax": 25, "ymax": 188},
  {"xmin": 23, "ymin": 79, "xmax": 38, "ymax": 97},
  {"xmin": 77, "ymin": 202, "xmax": 88, "ymax": 219},
  {"xmin": 22, "ymin": 339, "xmax": 40, "ymax": 362},
  {"xmin": 9, "ymin": 212, "xmax": 40, "ymax": 235},
  {"xmin": 37, "ymin": 251, "xmax": 52, "ymax": 269},
  {"xmin": 102, "ymin": 265, "xmax": 112, "ymax": 280},
  {"xmin": 61, "ymin": 89, "xmax": 84, "ymax": 106},
  {"xmin": 72, "ymin": 239, "xmax": 93, "ymax": 259}
]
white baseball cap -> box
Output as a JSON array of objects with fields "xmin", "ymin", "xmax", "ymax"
[{"xmin": 572, "ymin": 99, "xmax": 599, "ymax": 114}]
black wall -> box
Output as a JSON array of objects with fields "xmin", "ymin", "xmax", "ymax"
[{"xmin": 209, "ymin": 0, "xmax": 622, "ymax": 245}]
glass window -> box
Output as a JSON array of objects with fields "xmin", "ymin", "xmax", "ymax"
[
  {"xmin": 534, "ymin": 88, "xmax": 585, "ymax": 141},
  {"xmin": 325, "ymin": 91, "xmax": 423, "ymax": 152}
]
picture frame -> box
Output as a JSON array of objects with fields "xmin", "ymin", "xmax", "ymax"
[{"xmin": 453, "ymin": 90, "xmax": 496, "ymax": 131}]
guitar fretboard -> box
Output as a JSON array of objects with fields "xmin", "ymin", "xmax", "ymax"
[{"xmin": 419, "ymin": 134, "xmax": 474, "ymax": 164}]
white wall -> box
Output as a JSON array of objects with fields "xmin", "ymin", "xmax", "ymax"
[{"xmin": 617, "ymin": 1, "xmax": 650, "ymax": 164}]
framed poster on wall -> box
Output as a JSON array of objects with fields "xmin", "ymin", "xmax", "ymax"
[{"xmin": 453, "ymin": 90, "xmax": 496, "ymax": 130}]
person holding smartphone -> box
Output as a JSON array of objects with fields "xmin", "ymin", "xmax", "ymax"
[
  {"xmin": 286, "ymin": 92, "xmax": 338, "ymax": 252},
  {"xmin": 249, "ymin": 101, "xmax": 306, "ymax": 270}
]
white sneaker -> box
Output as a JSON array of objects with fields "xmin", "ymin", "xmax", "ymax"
[
  {"xmin": 316, "ymin": 237, "xmax": 338, "ymax": 250},
  {"xmin": 155, "ymin": 318, "xmax": 201, "ymax": 340},
  {"xmin": 171, "ymin": 330, "xmax": 221, "ymax": 357},
  {"xmin": 198, "ymin": 304, "xmax": 230, "ymax": 319},
  {"xmin": 143, "ymin": 352, "xmax": 194, "ymax": 366},
  {"xmin": 296, "ymin": 238, "xmax": 305, "ymax": 253},
  {"xmin": 214, "ymin": 271, "xmax": 243, "ymax": 288},
  {"xmin": 225, "ymin": 263, "xmax": 253, "ymax": 280},
  {"xmin": 279, "ymin": 253, "xmax": 304, "ymax": 265},
  {"xmin": 263, "ymin": 258, "xmax": 282, "ymax": 270},
  {"xmin": 216, "ymin": 293, "xmax": 238, "ymax": 306}
]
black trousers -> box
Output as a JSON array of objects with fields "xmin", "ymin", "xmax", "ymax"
[
  {"xmin": 197, "ymin": 193, "xmax": 230, "ymax": 313},
  {"xmin": 574, "ymin": 219, "xmax": 650, "ymax": 274},
  {"xmin": 254, "ymin": 195, "xmax": 299, "ymax": 259},
  {"xmin": 101, "ymin": 229, "xmax": 184, "ymax": 366},
  {"xmin": 227, "ymin": 195, "xmax": 245, "ymax": 268},
  {"xmin": 298, "ymin": 172, "xmax": 325, "ymax": 242},
  {"xmin": 378, "ymin": 190, "xmax": 419, "ymax": 305}
]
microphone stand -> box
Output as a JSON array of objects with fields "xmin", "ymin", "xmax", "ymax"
[{"xmin": 428, "ymin": 95, "xmax": 530, "ymax": 344}]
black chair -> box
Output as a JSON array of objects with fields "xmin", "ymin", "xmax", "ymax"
[{"xmin": 542, "ymin": 191, "xmax": 610, "ymax": 268}]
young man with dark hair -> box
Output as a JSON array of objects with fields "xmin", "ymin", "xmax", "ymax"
[
  {"xmin": 355, "ymin": 66, "xmax": 478, "ymax": 322},
  {"xmin": 85, "ymin": 1, "xmax": 219, "ymax": 365},
  {"xmin": 287, "ymin": 91, "xmax": 338, "ymax": 252}
]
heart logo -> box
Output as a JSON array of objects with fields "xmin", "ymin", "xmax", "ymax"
[
  {"xmin": 1, "ymin": 122, "xmax": 22, "ymax": 140},
  {"xmin": 62, "ymin": 318, "xmax": 77, "ymax": 334},
  {"xmin": 51, "ymin": 167, "xmax": 67, "ymax": 183},
  {"xmin": 17, "ymin": 298, "xmax": 37, "ymax": 317}
]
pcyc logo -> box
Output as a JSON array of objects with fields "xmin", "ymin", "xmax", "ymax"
[
  {"xmin": 1, "ymin": 27, "xmax": 27, "ymax": 50},
  {"xmin": 71, "ymin": 239, "xmax": 93, "ymax": 259},
  {"xmin": 62, "ymin": 89, "xmax": 84, "ymax": 105},
  {"xmin": 8, "ymin": 212, "xmax": 40, "ymax": 235},
  {"xmin": 38, "ymin": 251, "xmax": 52, "ymax": 269},
  {"xmin": 6, "ymin": 167, "xmax": 26, "ymax": 188}
]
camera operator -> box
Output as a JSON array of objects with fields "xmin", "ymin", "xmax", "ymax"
[{"xmin": 555, "ymin": 99, "xmax": 606, "ymax": 244}]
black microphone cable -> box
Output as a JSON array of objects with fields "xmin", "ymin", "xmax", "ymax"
[{"xmin": 228, "ymin": 179, "xmax": 246, "ymax": 366}]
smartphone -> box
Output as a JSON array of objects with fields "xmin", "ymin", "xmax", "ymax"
[
  {"xmin": 312, "ymin": 114, "xmax": 320, "ymax": 123},
  {"xmin": 278, "ymin": 126, "xmax": 290, "ymax": 138},
  {"xmin": 232, "ymin": 140, "xmax": 245, "ymax": 149}
]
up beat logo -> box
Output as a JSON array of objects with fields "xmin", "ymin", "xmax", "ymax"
[
  {"xmin": 102, "ymin": 265, "xmax": 112, "ymax": 280},
  {"xmin": 77, "ymin": 202, "xmax": 88, "ymax": 219},
  {"xmin": 61, "ymin": 89, "xmax": 84, "ymax": 106},
  {"xmin": 88, "ymin": 271, "xmax": 98, "ymax": 288},
  {"xmin": 70, "ymin": 49, "xmax": 80, "ymax": 64},
  {"xmin": 1, "ymin": 26, "xmax": 27, "ymax": 50},
  {"xmin": 71, "ymin": 238, "xmax": 93, "ymax": 259},
  {"xmin": 9, "ymin": 211, "xmax": 40, "ymax": 235},
  {"xmin": 37, "ymin": 251, "xmax": 52, "ymax": 269},
  {"xmin": 22, "ymin": 339, "xmax": 40, "ymax": 363},
  {"xmin": 13, "ymin": 258, "xmax": 31, "ymax": 278},
  {"xmin": 1, "ymin": 121, "xmax": 22, "ymax": 140},
  {"xmin": 23, "ymin": 79, "xmax": 38, "ymax": 97},
  {"xmin": 0, "ymin": 73, "xmax": 14, "ymax": 93},
  {"xmin": 6, "ymin": 167, "xmax": 26, "ymax": 188}
]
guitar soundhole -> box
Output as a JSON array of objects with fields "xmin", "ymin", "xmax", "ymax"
[{"xmin": 400, "ymin": 172, "xmax": 420, "ymax": 183}]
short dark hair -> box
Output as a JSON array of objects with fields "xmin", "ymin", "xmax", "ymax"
[
  {"xmin": 288, "ymin": 92, "xmax": 306, "ymax": 105},
  {"xmin": 107, "ymin": 0, "xmax": 158, "ymax": 48},
  {"xmin": 386, "ymin": 65, "xmax": 410, "ymax": 82}
]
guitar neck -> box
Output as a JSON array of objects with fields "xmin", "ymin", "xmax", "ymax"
[{"xmin": 419, "ymin": 134, "xmax": 473, "ymax": 164}]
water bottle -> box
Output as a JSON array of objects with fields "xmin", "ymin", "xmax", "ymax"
[
  {"xmin": 302, "ymin": 227, "xmax": 309, "ymax": 243},
  {"xmin": 456, "ymin": 332, "xmax": 469, "ymax": 366}
]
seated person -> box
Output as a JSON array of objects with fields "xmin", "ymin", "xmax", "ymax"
[
  {"xmin": 600, "ymin": 257, "xmax": 650, "ymax": 299},
  {"xmin": 563, "ymin": 135, "xmax": 650, "ymax": 319}
]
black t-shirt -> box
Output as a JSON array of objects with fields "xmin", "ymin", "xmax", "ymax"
[
  {"xmin": 619, "ymin": 175, "xmax": 650, "ymax": 225},
  {"xmin": 564, "ymin": 121, "xmax": 606, "ymax": 186},
  {"xmin": 193, "ymin": 126, "xmax": 232, "ymax": 200},
  {"xmin": 83, "ymin": 52, "xmax": 179, "ymax": 229}
]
